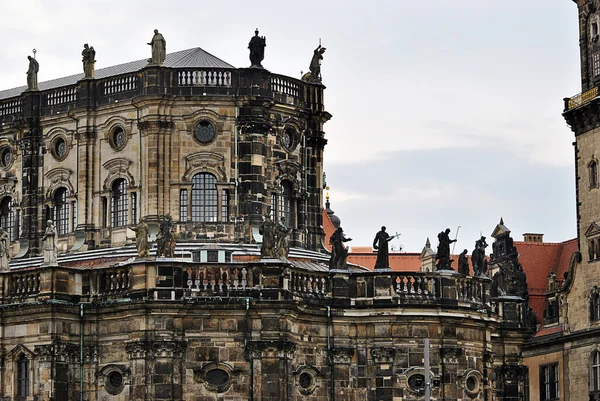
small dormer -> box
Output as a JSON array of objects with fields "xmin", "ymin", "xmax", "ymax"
[{"xmin": 192, "ymin": 244, "xmax": 233, "ymax": 263}]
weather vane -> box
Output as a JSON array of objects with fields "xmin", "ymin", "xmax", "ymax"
[{"xmin": 32, "ymin": 49, "xmax": 37, "ymax": 59}]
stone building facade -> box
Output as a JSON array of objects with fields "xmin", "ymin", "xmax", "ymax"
[{"xmin": 0, "ymin": 37, "xmax": 537, "ymax": 401}]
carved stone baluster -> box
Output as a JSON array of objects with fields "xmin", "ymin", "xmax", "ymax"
[
  {"xmin": 241, "ymin": 268, "xmax": 247, "ymax": 289},
  {"xmin": 195, "ymin": 267, "xmax": 201, "ymax": 290},
  {"xmin": 416, "ymin": 277, "xmax": 423, "ymax": 296}
]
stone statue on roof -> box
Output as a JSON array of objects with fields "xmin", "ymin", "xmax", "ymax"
[
  {"xmin": 82, "ymin": 43, "xmax": 96, "ymax": 79},
  {"xmin": 248, "ymin": 29, "xmax": 266, "ymax": 68},
  {"xmin": 275, "ymin": 217, "xmax": 291, "ymax": 259},
  {"xmin": 458, "ymin": 249, "xmax": 469, "ymax": 275},
  {"xmin": 436, "ymin": 228, "xmax": 456, "ymax": 271},
  {"xmin": 156, "ymin": 215, "xmax": 176, "ymax": 258},
  {"xmin": 131, "ymin": 218, "xmax": 150, "ymax": 258},
  {"xmin": 309, "ymin": 45, "xmax": 326, "ymax": 82},
  {"xmin": 148, "ymin": 29, "xmax": 166, "ymax": 65},
  {"xmin": 329, "ymin": 227, "xmax": 352, "ymax": 269},
  {"xmin": 42, "ymin": 220, "xmax": 58, "ymax": 266},
  {"xmin": 373, "ymin": 226, "xmax": 393, "ymax": 269},
  {"xmin": 259, "ymin": 214, "xmax": 276, "ymax": 258},
  {"xmin": 26, "ymin": 55, "xmax": 39, "ymax": 91},
  {"xmin": 472, "ymin": 236, "xmax": 488, "ymax": 276}
]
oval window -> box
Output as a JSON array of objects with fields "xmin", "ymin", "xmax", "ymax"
[
  {"xmin": 205, "ymin": 368, "xmax": 229, "ymax": 387},
  {"xmin": 54, "ymin": 137, "xmax": 67, "ymax": 159},
  {"xmin": 113, "ymin": 127, "xmax": 126, "ymax": 149},
  {"xmin": 194, "ymin": 120, "xmax": 215, "ymax": 144},
  {"xmin": 0, "ymin": 147, "xmax": 11, "ymax": 168}
]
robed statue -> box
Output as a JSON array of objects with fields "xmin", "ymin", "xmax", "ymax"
[
  {"xmin": 42, "ymin": 220, "xmax": 58, "ymax": 266},
  {"xmin": 82, "ymin": 43, "xmax": 96, "ymax": 78},
  {"xmin": 436, "ymin": 228, "xmax": 456, "ymax": 270},
  {"xmin": 373, "ymin": 226, "xmax": 393, "ymax": 269},
  {"xmin": 0, "ymin": 226, "xmax": 10, "ymax": 271},
  {"xmin": 275, "ymin": 218, "xmax": 291, "ymax": 259},
  {"xmin": 259, "ymin": 215, "xmax": 276, "ymax": 258},
  {"xmin": 248, "ymin": 29, "xmax": 266, "ymax": 68},
  {"xmin": 26, "ymin": 56, "xmax": 39, "ymax": 91},
  {"xmin": 471, "ymin": 236, "xmax": 488, "ymax": 276},
  {"xmin": 148, "ymin": 29, "xmax": 166, "ymax": 65},
  {"xmin": 131, "ymin": 218, "xmax": 150, "ymax": 258},
  {"xmin": 458, "ymin": 249, "xmax": 469, "ymax": 275},
  {"xmin": 156, "ymin": 216, "xmax": 176, "ymax": 258},
  {"xmin": 309, "ymin": 45, "xmax": 326, "ymax": 82},
  {"xmin": 329, "ymin": 227, "xmax": 352, "ymax": 269}
]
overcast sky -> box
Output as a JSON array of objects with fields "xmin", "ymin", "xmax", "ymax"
[{"xmin": 0, "ymin": 0, "xmax": 581, "ymax": 253}]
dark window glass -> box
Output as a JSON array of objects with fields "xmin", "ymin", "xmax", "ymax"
[
  {"xmin": 271, "ymin": 181, "xmax": 294, "ymax": 228},
  {"xmin": 71, "ymin": 201, "xmax": 77, "ymax": 231},
  {"xmin": 191, "ymin": 173, "xmax": 217, "ymax": 222},
  {"xmin": 0, "ymin": 147, "xmax": 11, "ymax": 168},
  {"xmin": 205, "ymin": 368, "xmax": 229, "ymax": 387},
  {"xmin": 194, "ymin": 121, "xmax": 215, "ymax": 144},
  {"xmin": 17, "ymin": 354, "xmax": 29, "ymax": 397},
  {"xmin": 131, "ymin": 193, "xmax": 137, "ymax": 224},
  {"xmin": 113, "ymin": 127, "xmax": 126, "ymax": 149},
  {"xmin": 593, "ymin": 352, "xmax": 600, "ymax": 391},
  {"xmin": 594, "ymin": 52, "xmax": 600, "ymax": 77},
  {"xmin": 0, "ymin": 197, "xmax": 15, "ymax": 241},
  {"xmin": 54, "ymin": 188, "xmax": 69, "ymax": 235},
  {"xmin": 524, "ymin": 369, "xmax": 530, "ymax": 401},
  {"xmin": 408, "ymin": 374, "xmax": 425, "ymax": 391},
  {"xmin": 540, "ymin": 363, "xmax": 559, "ymax": 401},
  {"xmin": 54, "ymin": 137, "xmax": 67, "ymax": 159},
  {"xmin": 180, "ymin": 190, "xmax": 188, "ymax": 222},
  {"xmin": 591, "ymin": 161, "xmax": 598, "ymax": 188},
  {"xmin": 221, "ymin": 189, "xmax": 229, "ymax": 222},
  {"xmin": 207, "ymin": 250, "xmax": 218, "ymax": 263},
  {"xmin": 111, "ymin": 179, "xmax": 128, "ymax": 227}
]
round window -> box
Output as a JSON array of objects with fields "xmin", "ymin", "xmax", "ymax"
[
  {"xmin": 282, "ymin": 128, "xmax": 296, "ymax": 150},
  {"xmin": 408, "ymin": 373, "xmax": 425, "ymax": 392},
  {"xmin": 465, "ymin": 374, "xmax": 480, "ymax": 395},
  {"xmin": 105, "ymin": 371, "xmax": 124, "ymax": 395},
  {"xmin": 299, "ymin": 372, "xmax": 313, "ymax": 389},
  {"xmin": 205, "ymin": 368, "xmax": 229, "ymax": 388},
  {"xmin": 113, "ymin": 127, "xmax": 126, "ymax": 149},
  {"xmin": 194, "ymin": 120, "xmax": 215, "ymax": 144},
  {"xmin": 0, "ymin": 147, "xmax": 11, "ymax": 168},
  {"xmin": 54, "ymin": 137, "xmax": 67, "ymax": 159}
]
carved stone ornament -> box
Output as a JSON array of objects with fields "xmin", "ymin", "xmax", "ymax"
[
  {"xmin": 331, "ymin": 347, "xmax": 354, "ymax": 364},
  {"xmin": 44, "ymin": 167, "xmax": 74, "ymax": 200},
  {"xmin": 276, "ymin": 160, "xmax": 302, "ymax": 190},
  {"xmin": 125, "ymin": 340, "xmax": 186, "ymax": 359},
  {"xmin": 137, "ymin": 120, "xmax": 174, "ymax": 133},
  {"xmin": 84, "ymin": 345, "xmax": 99, "ymax": 364},
  {"xmin": 103, "ymin": 158, "xmax": 135, "ymax": 190},
  {"xmin": 371, "ymin": 346, "xmax": 396, "ymax": 363},
  {"xmin": 35, "ymin": 340, "xmax": 79, "ymax": 363},
  {"xmin": 245, "ymin": 340, "xmax": 296, "ymax": 360},
  {"xmin": 0, "ymin": 177, "xmax": 19, "ymax": 203},
  {"xmin": 125, "ymin": 340, "xmax": 151, "ymax": 359},
  {"xmin": 183, "ymin": 152, "xmax": 226, "ymax": 182},
  {"xmin": 439, "ymin": 346, "xmax": 463, "ymax": 364}
]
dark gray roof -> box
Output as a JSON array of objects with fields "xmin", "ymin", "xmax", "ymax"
[{"xmin": 0, "ymin": 47, "xmax": 235, "ymax": 100}]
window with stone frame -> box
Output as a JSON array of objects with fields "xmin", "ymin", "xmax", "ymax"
[
  {"xmin": 191, "ymin": 173, "xmax": 218, "ymax": 223},
  {"xmin": 111, "ymin": 179, "xmax": 128, "ymax": 228},
  {"xmin": 540, "ymin": 363, "xmax": 559, "ymax": 401},
  {"xmin": 16, "ymin": 354, "xmax": 29, "ymax": 398},
  {"xmin": 591, "ymin": 160, "xmax": 599, "ymax": 188},
  {"xmin": 591, "ymin": 287, "xmax": 600, "ymax": 322},
  {"xmin": 221, "ymin": 189, "xmax": 229, "ymax": 222},
  {"xmin": 544, "ymin": 297, "xmax": 559, "ymax": 325},
  {"xmin": 0, "ymin": 196, "xmax": 16, "ymax": 241},
  {"xmin": 586, "ymin": 223, "xmax": 600, "ymax": 261},
  {"xmin": 271, "ymin": 180, "xmax": 295, "ymax": 228},
  {"xmin": 592, "ymin": 351, "xmax": 600, "ymax": 394},
  {"xmin": 180, "ymin": 189, "xmax": 188, "ymax": 222},
  {"xmin": 53, "ymin": 187, "xmax": 69, "ymax": 235},
  {"xmin": 524, "ymin": 368, "xmax": 530, "ymax": 401}
]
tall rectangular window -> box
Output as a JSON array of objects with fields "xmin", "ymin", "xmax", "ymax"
[
  {"xmin": 17, "ymin": 355, "xmax": 29, "ymax": 397},
  {"xmin": 540, "ymin": 363, "xmax": 559, "ymax": 401},
  {"xmin": 180, "ymin": 190, "xmax": 188, "ymax": 222},
  {"xmin": 594, "ymin": 52, "xmax": 600, "ymax": 77},
  {"xmin": 131, "ymin": 193, "xmax": 137, "ymax": 224},
  {"xmin": 524, "ymin": 369, "xmax": 530, "ymax": 401},
  {"xmin": 71, "ymin": 201, "xmax": 77, "ymax": 231},
  {"xmin": 221, "ymin": 189, "xmax": 229, "ymax": 222}
]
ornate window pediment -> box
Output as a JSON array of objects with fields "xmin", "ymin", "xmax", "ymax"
[
  {"xmin": 44, "ymin": 168, "xmax": 74, "ymax": 200},
  {"xmin": 102, "ymin": 158, "xmax": 134, "ymax": 190},
  {"xmin": 183, "ymin": 152, "xmax": 226, "ymax": 182},
  {"xmin": 586, "ymin": 223, "xmax": 600, "ymax": 261}
]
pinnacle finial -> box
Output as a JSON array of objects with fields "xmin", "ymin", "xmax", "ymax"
[
  {"xmin": 425, "ymin": 237, "xmax": 431, "ymax": 248},
  {"xmin": 500, "ymin": 217, "xmax": 504, "ymax": 225}
]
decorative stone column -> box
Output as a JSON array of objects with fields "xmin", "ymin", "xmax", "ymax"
[
  {"xmin": 35, "ymin": 341, "xmax": 79, "ymax": 401},
  {"xmin": 371, "ymin": 346, "xmax": 396, "ymax": 401},
  {"xmin": 440, "ymin": 346, "xmax": 463, "ymax": 400}
]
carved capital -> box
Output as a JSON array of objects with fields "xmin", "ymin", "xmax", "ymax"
[
  {"xmin": 125, "ymin": 340, "xmax": 152, "ymax": 359},
  {"xmin": 331, "ymin": 347, "xmax": 354, "ymax": 364},
  {"xmin": 371, "ymin": 347, "xmax": 396, "ymax": 363},
  {"xmin": 153, "ymin": 340, "xmax": 187, "ymax": 358},
  {"xmin": 440, "ymin": 346, "xmax": 463, "ymax": 364},
  {"xmin": 246, "ymin": 340, "xmax": 296, "ymax": 360},
  {"xmin": 35, "ymin": 341, "xmax": 79, "ymax": 363}
]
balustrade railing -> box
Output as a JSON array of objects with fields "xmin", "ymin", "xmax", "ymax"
[
  {"xmin": 290, "ymin": 271, "xmax": 328, "ymax": 296},
  {"xmin": 271, "ymin": 74, "xmax": 302, "ymax": 98},
  {"xmin": 185, "ymin": 266, "xmax": 248, "ymax": 292},
  {"xmin": 393, "ymin": 273, "xmax": 438, "ymax": 299},
  {"xmin": 100, "ymin": 269, "xmax": 130, "ymax": 295},
  {"xmin": 0, "ymin": 98, "xmax": 21, "ymax": 117},
  {"xmin": 44, "ymin": 86, "xmax": 77, "ymax": 106},
  {"xmin": 102, "ymin": 74, "xmax": 138, "ymax": 95},
  {"xmin": 567, "ymin": 86, "xmax": 599, "ymax": 110},
  {"xmin": 456, "ymin": 276, "xmax": 487, "ymax": 305},
  {"xmin": 177, "ymin": 69, "xmax": 232, "ymax": 87},
  {"xmin": 8, "ymin": 272, "xmax": 40, "ymax": 298}
]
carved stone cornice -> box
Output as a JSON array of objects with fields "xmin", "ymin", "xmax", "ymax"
[
  {"xmin": 371, "ymin": 347, "xmax": 396, "ymax": 363},
  {"xmin": 35, "ymin": 341, "xmax": 79, "ymax": 363},
  {"xmin": 246, "ymin": 340, "xmax": 296, "ymax": 360},
  {"xmin": 137, "ymin": 120, "xmax": 174, "ymax": 134},
  {"xmin": 331, "ymin": 347, "xmax": 354, "ymax": 364},
  {"xmin": 125, "ymin": 340, "xmax": 187, "ymax": 359},
  {"xmin": 564, "ymin": 99, "xmax": 600, "ymax": 136},
  {"xmin": 439, "ymin": 347, "xmax": 463, "ymax": 364}
]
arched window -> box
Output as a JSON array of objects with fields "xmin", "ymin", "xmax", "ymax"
[
  {"xmin": 271, "ymin": 181, "xmax": 294, "ymax": 228},
  {"xmin": 191, "ymin": 173, "xmax": 217, "ymax": 222},
  {"xmin": 53, "ymin": 188, "xmax": 69, "ymax": 235},
  {"xmin": 16, "ymin": 354, "xmax": 29, "ymax": 397},
  {"xmin": 591, "ymin": 160, "xmax": 598, "ymax": 188},
  {"xmin": 0, "ymin": 197, "xmax": 15, "ymax": 241},
  {"xmin": 593, "ymin": 351, "xmax": 600, "ymax": 392},
  {"xmin": 111, "ymin": 179, "xmax": 128, "ymax": 227},
  {"xmin": 592, "ymin": 290, "xmax": 600, "ymax": 322}
]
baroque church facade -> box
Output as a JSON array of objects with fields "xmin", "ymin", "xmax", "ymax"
[{"xmin": 0, "ymin": 27, "xmax": 567, "ymax": 401}]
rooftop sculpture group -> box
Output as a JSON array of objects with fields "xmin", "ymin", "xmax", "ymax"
[{"xmin": 259, "ymin": 215, "xmax": 291, "ymax": 260}]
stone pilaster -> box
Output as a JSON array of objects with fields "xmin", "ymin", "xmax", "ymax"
[{"xmin": 246, "ymin": 340, "xmax": 295, "ymax": 401}]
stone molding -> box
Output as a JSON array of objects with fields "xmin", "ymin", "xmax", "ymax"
[
  {"xmin": 245, "ymin": 340, "xmax": 296, "ymax": 360},
  {"xmin": 440, "ymin": 346, "xmax": 463, "ymax": 364},
  {"xmin": 371, "ymin": 346, "xmax": 396, "ymax": 363},
  {"xmin": 182, "ymin": 152, "xmax": 226, "ymax": 182},
  {"xmin": 125, "ymin": 340, "xmax": 187, "ymax": 359},
  {"xmin": 35, "ymin": 340, "xmax": 79, "ymax": 363}
]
